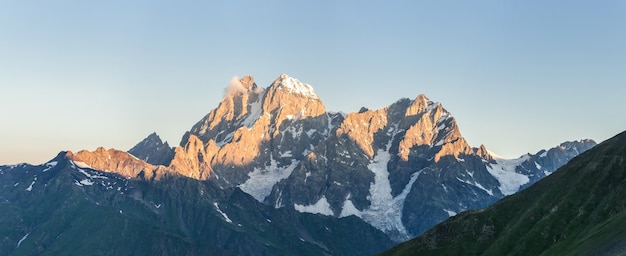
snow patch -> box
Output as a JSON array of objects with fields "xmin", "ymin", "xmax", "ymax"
[
  {"xmin": 241, "ymin": 95, "xmax": 264, "ymax": 128},
  {"xmin": 457, "ymin": 178, "xmax": 494, "ymax": 196},
  {"xmin": 474, "ymin": 182, "xmax": 493, "ymax": 196},
  {"xmin": 73, "ymin": 161, "xmax": 92, "ymax": 169},
  {"xmin": 239, "ymin": 159, "xmax": 298, "ymax": 202},
  {"xmin": 42, "ymin": 161, "xmax": 57, "ymax": 172},
  {"xmin": 358, "ymin": 142, "xmax": 424, "ymax": 240},
  {"xmin": 213, "ymin": 203, "xmax": 233, "ymax": 223},
  {"xmin": 534, "ymin": 161, "xmax": 542, "ymax": 169},
  {"xmin": 339, "ymin": 198, "xmax": 362, "ymax": 218},
  {"xmin": 539, "ymin": 151, "xmax": 548, "ymax": 157},
  {"xmin": 216, "ymin": 132, "xmax": 235, "ymax": 146},
  {"xmin": 79, "ymin": 179, "xmax": 94, "ymax": 186},
  {"xmin": 486, "ymin": 156, "xmax": 531, "ymax": 195},
  {"xmin": 306, "ymin": 129, "xmax": 317, "ymax": 137},
  {"xmin": 25, "ymin": 180, "xmax": 35, "ymax": 191},
  {"xmin": 444, "ymin": 209, "xmax": 457, "ymax": 217},
  {"xmin": 16, "ymin": 233, "xmax": 29, "ymax": 248},
  {"xmin": 77, "ymin": 168, "xmax": 108, "ymax": 180},
  {"xmin": 294, "ymin": 196, "xmax": 334, "ymax": 216},
  {"xmin": 276, "ymin": 74, "xmax": 319, "ymax": 99},
  {"xmin": 280, "ymin": 151, "xmax": 293, "ymax": 158}
]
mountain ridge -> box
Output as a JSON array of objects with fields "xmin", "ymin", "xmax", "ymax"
[
  {"xmin": 380, "ymin": 130, "xmax": 626, "ymax": 256},
  {"xmin": 0, "ymin": 152, "xmax": 394, "ymax": 255}
]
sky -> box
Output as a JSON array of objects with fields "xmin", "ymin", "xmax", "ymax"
[{"xmin": 1, "ymin": 0, "xmax": 625, "ymax": 165}]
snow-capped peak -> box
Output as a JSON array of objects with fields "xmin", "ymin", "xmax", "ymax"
[{"xmin": 273, "ymin": 74, "xmax": 319, "ymax": 99}]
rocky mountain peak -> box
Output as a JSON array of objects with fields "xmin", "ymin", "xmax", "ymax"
[
  {"xmin": 128, "ymin": 132, "xmax": 174, "ymax": 166},
  {"xmin": 474, "ymin": 144, "xmax": 493, "ymax": 161},
  {"xmin": 239, "ymin": 74, "xmax": 256, "ymax": 90},
  {"xmin": 262, "ymin": 74, "xmax": 327, "ymax": 132},
  {"xmin": 269, "ymin": 74, "xmax": 319, "ymax": 99},
  {"xmin": 168, "ymin": 74, "xmax": 332, "ymax": 188},
  {"xmin": 405, "ymin": 94, "xmax": 432, "ymax": 117}
]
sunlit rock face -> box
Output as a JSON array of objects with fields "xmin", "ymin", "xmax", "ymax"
[
  {"xmin": 68, "ymin": 148, "xmax": 169, "ymax": 180},
  {"xmin": 68, "ymin": 74, "xmax": 596, "ymax": 242},
  {"xmin": 171, "ymin": 74, "xmax": 332, "ymax": 191}
]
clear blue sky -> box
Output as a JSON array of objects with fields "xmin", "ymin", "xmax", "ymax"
[{"xmin": 1, "ymin": 1, "xmax": 625, "ymax": 164}]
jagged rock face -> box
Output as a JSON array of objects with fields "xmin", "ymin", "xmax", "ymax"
[
  {"xmin": 128, "ymin": 132, "xmax": 175, "ymax": 166},
  {"xmin": 167, "ymin": 133, "xmax": 213, "ymax": 180},
  {"xmin": 171, "ymin": 74, "xmax": 333, "ymax": 197},
  {"xmin": 268, "ymin": 95, "xmax": 491, "ymax": 241},
  {"xmin": 69, "ymin": 148, "xmax": 169, "ymax": 180},
  {"xmin": 267, "ymin": 93, "xmax": 597, "ymax": 241}
]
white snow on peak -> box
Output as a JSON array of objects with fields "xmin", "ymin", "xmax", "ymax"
[
  {"xmin": 539, "ymin": 151, "xmax": 548, "ymax": 157},
  {"xmin": 213, "ymin": 202, "xmax": 233, "ymax": 224},
  {"xmin": 275, "ymin": 74, "xmax": 319, "ymax": 99},
  {"xmin": 239, "ymin": 158, "xmax": 298, "ymax": 202},
  {"xmin": 486, "ymin": 155, "xmax": 531, "ymax": 195},
  {"xmin": 294, "ymin": 196, "xmax": 334, "ymax": 216}
]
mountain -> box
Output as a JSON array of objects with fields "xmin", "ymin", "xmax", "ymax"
[
  {"xmin": 62, "ymin": 74, "xmax": 594, "ymax": 242},
  {"xmin": 0, "ymin": 153, "xmax": 393, "ymax": 256},
  {"xmin": 380, "ymin": 130, "xmax": 626, "ymax": 256},
  {"xmin": 128, "ymin": 132, "xmax": 175, "ymax": 166}
]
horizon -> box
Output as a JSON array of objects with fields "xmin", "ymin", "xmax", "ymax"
[{"xmin": 1, "ymin": 1, "xmax": 625, "ymax": 164}]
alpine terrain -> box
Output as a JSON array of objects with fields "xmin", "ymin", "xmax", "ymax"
[
  {"xmin": 380, "ymin": 130, "xmax": 626, "ymax": 256},
  {"xmin": 0, "ymin": 74, "xmax": 596, "ymax": 254}
]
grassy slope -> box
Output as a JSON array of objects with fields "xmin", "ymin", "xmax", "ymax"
[{"xmin": 381, "ymin": 130, "xmax": 626, "ymax": 256}]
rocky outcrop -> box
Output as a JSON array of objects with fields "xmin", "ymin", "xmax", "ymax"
[
  {"xmin": 128, "ymin": 132, "xmax": 175, "ymax": 166},
  {"xmin": 68, "ymin": 147, "xmax": 169, "ymax": 180}
]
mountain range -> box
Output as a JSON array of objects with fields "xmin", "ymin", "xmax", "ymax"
[{"xmin": 0, "ymin": 74, "xmax": 596, "ymax": 255}]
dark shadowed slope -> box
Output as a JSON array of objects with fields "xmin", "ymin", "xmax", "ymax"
[
  {"xmin": 0, "ymin": 153, "xmax": 393, "ymax": 256},
  {"xmin": 381, "ymin": 130, "xmax": 626, "ymax": 256}
]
